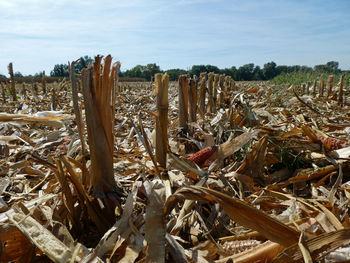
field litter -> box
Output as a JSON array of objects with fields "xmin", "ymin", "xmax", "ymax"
[{"xmin": 1, "ymin": 56, "xmax": 350, "ymax": 262}]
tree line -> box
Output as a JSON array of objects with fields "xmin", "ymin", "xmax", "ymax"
[
  {"xmin": 0, "ymin": 56, "xmax": 346, "ymax": 82},
  {"xmin": 49, "ymin": 59, "xmax": 347, "ymax": 81}
]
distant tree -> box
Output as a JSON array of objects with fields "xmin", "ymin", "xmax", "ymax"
[
  {"xmin": 189, "ymin": 65, "xmax": 207, "ymax": 77},
  {"xmin": 314, "ymin": 61, "xmax": 341, "ymax": 73},
  {"xmin": 125, "ymin": 65, "xmax": 144, "ymax": 79},
  {"xmin": 189, "ymin": 65, "xmax": 220, "ymax": 77},
  {"xmin": 34, "ymin": 72, "xmax": 44, "ymax": 77},
  {"xmin": 125, "ymin": 65, "xmax": 142, "ymax": 78},
  {"xmin": 49, "ymin": 55, "xmax": 93, "ymax": 77},
  {"xmin": 252, "ymin": 65, "xmax": 263, "ymax": 80},
  {"xmin": 237, "ymin": 63, "xmax": 255, "ymax": 80},
  {"xmin": 314, "ymin": 64, "xmax": 327, "ymax": 72},
  {"xmin": 124, "ymin": 63, "xmax": 162, "ymax": 81},
  {"xmin": 276, "ymin": 65, "xmax": 291, "ymax": 75},
  {"xmin": 0, "ymin": 73, "xmax": 7, "ymax": 81},
  {"xmin": 205, "ymin": 65, "xmax": 220, "ymax": 74},
  {"xmin": 119, "ymin": 71, "xmax": 125, "ymax": 78},
  {"xmin": 14, "ymin": 71, "xmax": 23, "ymax": 77},
  {"xmin": 221, "ymin": 66, "xmax": 237, "ymax": 79},
  {"xmin": 166, "ymin": 68, "xmax": 188, "ymax": 81},
  {"xmin": 75, "ymin": 56, "xmax": 94, "ymax": 73},
  {"xmin": 325, "ymin": 61, "xmax": 340, "ymax": 73},
  {"xmin": 50, "ymin": 64, "xmax": 69, "ymax": 77},
  {"xmin": 262, "ymin": 61, "xmax": 277, "ymax": 80},
  {"xmin": 144, "ymin": 63, "xmax": 162, "ymax": 80},
  {"xmin": 300, "ymin": 65, "xmax": 313, "ymax": 73},
  {"xmin": 46, "ymin": 59, "xmax": 344, "ymax": 82},
  {"xmin": 288, "ymin": 65, "xmax": 301, "ymax": 72}
]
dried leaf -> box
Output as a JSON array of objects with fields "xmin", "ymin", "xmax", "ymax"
[{"xmin": 165, "ymin": 186, "xmax": 299, "ymax": 247}]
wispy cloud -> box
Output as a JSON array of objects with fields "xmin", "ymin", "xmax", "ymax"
[{"xmin": 0, "ymin": 0, "xmax": 349, "ymax": 75}]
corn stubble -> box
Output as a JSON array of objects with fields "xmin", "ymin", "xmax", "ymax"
[
  {"xmin": 8, "ymin": 62, "xmax": 17, "ymax": 101},
  {"xmin": 81, "ymin": 55, "xmax": 123, "ymax": 198},
  {"xmin": 155, "ymin": 73, "xmax": 169, "ymax": 169},
  {"xmin": 54, "ymin": 55, "xmax": 125, "ymax": 244}
]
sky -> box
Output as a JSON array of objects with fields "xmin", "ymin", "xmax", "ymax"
[{"xmin": 0, "ymin": 0, "xmax": 349, "ymax": 75}]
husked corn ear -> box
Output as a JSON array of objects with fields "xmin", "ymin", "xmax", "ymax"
[
  {"xmin": 187, "ymin": 146, "xmax": 217, "ymax": 166},
  {"xmin": 317, "ymin": 136, "xmax": 348, "ymax": 151},
  {"xmin": 306, "ymin": 135, "xmax": 349, "ymax": 151}
]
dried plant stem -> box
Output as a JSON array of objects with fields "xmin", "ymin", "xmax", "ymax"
[
  {"xmin": 1, "ymin": 82, "xmax": 6, "ymax": 103},
  {"xmin": 54, "ymin": 159, "xmax": 76, "ymax": 226},
  {"xmin": 327, "ymin": 75, "xmax": 334, "ymax": 98},
  {"xmin": 219, "ymin": 74, "xmax": 225, "ymax": 106},
  {"xmin": 136, "ymin": 116, "xmax": 161, "ymax": 176},
  {"xmin": 21, "ymin": 83, "xmax": 27, "ymax": 99},
  {"xmin": 8, "ymin": 63, "xmax": 17, "ymax": 101},
  {"xmin": 213, "ymin": 74, "xmax": 219, "ymax": 110},
  {"xmin": 312, "ymin": 79, "xmax": 317, "ymax": 97},
  {"xmin": 155, "ymin": 73, "xmax": 169, "ymax": 169},
  {"xmin": 6, "ymin": 82, "xmax": 11, "ymax": 94},
  {"xmin": 59, "ymin": 155, "xmax": 109, "ymax": 233},
  {"xmin": 69, "ymin": 61, "xmax": 87, "ymax": 174},
  {"xmin": 41, "ymin": 71, "xmax": 46, "ymax": 95},
  {"xmin": 199, "ymin": 72, "xmax": 207, "ymax": 114},
  {"xmin": 32, "ymin": 83, "xmax": 38, "ymax": 97},
  {"xmin": 338, "ymin": 74, "xmax": 345, "ymax": 106},
  {"xmin": 207, "ymin": 72, "xmax": 215, "ymax": 113},
  {"xmin": 188, "ymin": 76, "xmax": 198, "ymax": 122},
  {"xmin": 306, "ymin": 81, "xmax": 310, "ymax": 95},
  {"xmin": 81, "ymin": 55, "xmax": 123, "ymax": 205},
  {"xmin": 293, "ymin": 88, "xmax": 326, "ymax": 118},
  {"xmin": 111, "ymin": 63, "xmax": 120, "ymax": 117},
  {"xmin": 51, "ymin": 87, "xmax": 57, "ymax": 110},
  {"xmin": 319, "ymin": 78, "xmax": 324, "ymax": 97},
  {"xmin": 231, "ymin": 79, "xmax": 236, "ymax": 90},
  {"xmin": 225, "ymin": 75, "xmax": 231, "ymax": 92},
  {"xmin": 178, "ymin": 74, "xmax": 189, "ymax": 130}
]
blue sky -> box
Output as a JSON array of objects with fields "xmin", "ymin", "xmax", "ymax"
[{"xmin": 0, "ymin": 0, "xmax": 349, "ymax": 75}]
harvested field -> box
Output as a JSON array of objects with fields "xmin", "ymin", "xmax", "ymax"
[{"xmin": 1, "ymin": 56, "xmax": 350, "ymax": 262}]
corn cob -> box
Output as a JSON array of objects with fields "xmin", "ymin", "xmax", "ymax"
[
  {"xmin": 317, "ymin": 136, "xmax": 348, "ymax": 151},
  {"xmin": 221, "ymin": 240, "xmax": 262, "ymax": 255},
  {"xmin": 187, "ymin": 146, "xmax": 217, "ymax": 166},
  {"xmin": 306, "ymin": 136, "xmax": 349, "ymax": 151}
]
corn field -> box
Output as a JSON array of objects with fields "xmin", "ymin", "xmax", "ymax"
[{"xmin": 1, "ymin": 56, "xmax": 350, "ymax": 262}]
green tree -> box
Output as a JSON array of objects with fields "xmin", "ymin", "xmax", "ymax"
[
  {"xmin": 124, "ymin": 64, "xmax": 162, "ymax": 81},
  {"xmin": 326, "ymin": 61, "xmax": 340, "ymax": 73},
  {"xmin": 252, "ymin": 65, "xmax": 263, "ymax": 80},
  {"xmin": 75, "ymin": 56, "xmax": 94, "ymax": 73},
  {"xmin": 125, "ymin": 65, "xmax": 144, "ymax": 79},
  {"xmin": 205, "ymin": 65, "xmax": 220, "ymax": 74},
  {"xmin": 314, "ymin": 61, "xmax": 341, "ymax": 73},
  {"xmin": 221, "ymin": 66, "xmax": 237, "ymax": 80},
  {"xmin": 289, "ymin": 65, "xmax": 301, "ymax": 72},
  {"xmin": 119, "ymin": 71, "xmax": 125, "ymax": 78},
  {"xmin": 237, "ymin": 63, "xmax": 255, "ymax": 80},
  {"xmin": 14, "ymin": 72, "xmax": 23, "ymax": 77},
  {"xmin": 189, "ymin": 65, "xmax": 207, "ymax": 77},
  {"xmin": 166, "ymin": 68, "xmax": 188, "ymax": 81},
  {"xmin": 0, "ymin": 74, "xmax": 7, "ymax": 81},
  {"xmin": 144, "ymin": 63, "xmax": 162, "ymax": 80},
  {"xmin": 50, "ymin": 64, "xmax": 69, "ymax": 77},
  {"xmin": 300, "ymin": 65, "xmax": 313, "ymax": 73},
  {"xmin": 276, "ymin": 65, "xmax": 292, "ymax": 75},
  {"xmin": 34, "ymin": 72, "xmax": 43, "ymax": 77},
  {"xmin": 263, "ymin": 61, "xmax": 277, "ymax": 80},
  {"xmin": 189, "ymin": 65, "xmax": 220, "ymax": 77}
]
